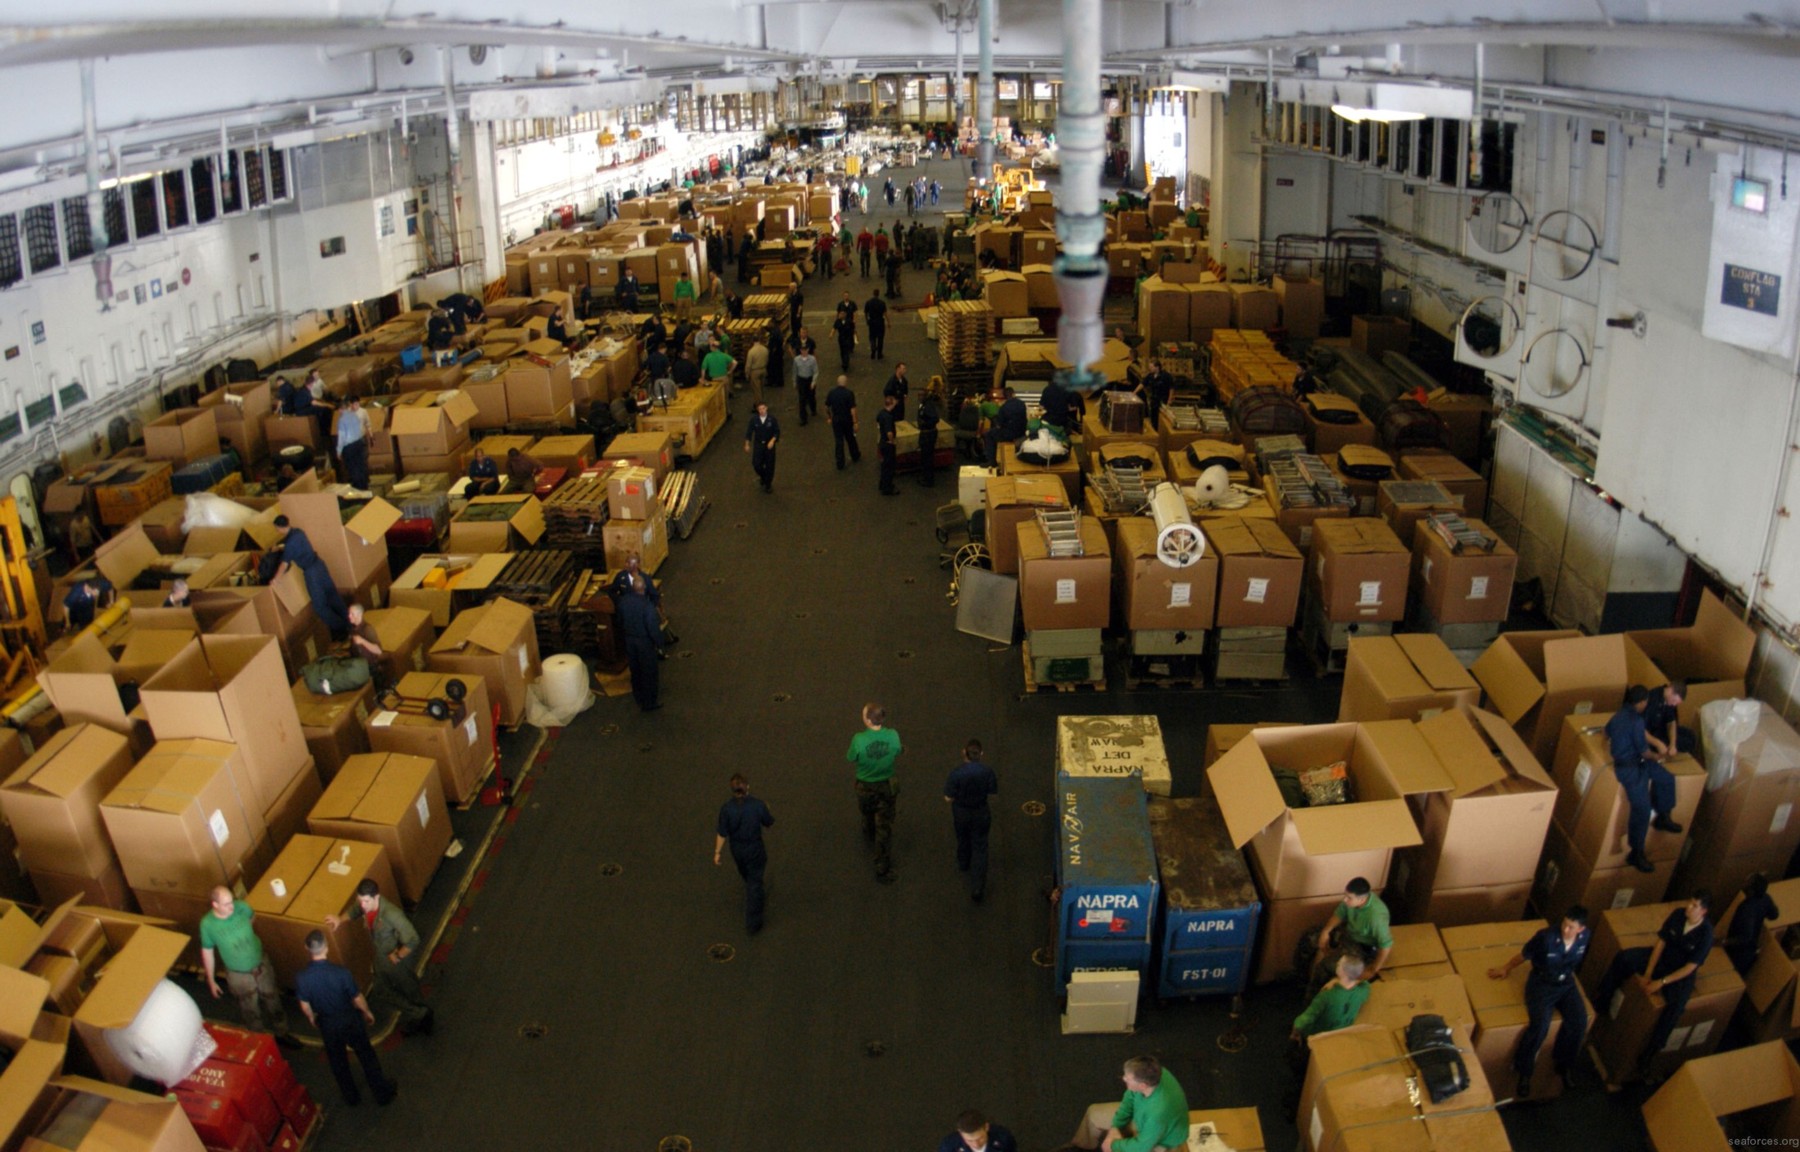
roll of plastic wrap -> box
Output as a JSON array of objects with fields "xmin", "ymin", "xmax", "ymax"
[
  {"xmin": 106, "ymin": 979, "xmax": 213, "ymax": 1087},
  {"xmin": 1149, "ymin": 482, "xmax": 1205, "ymax": 568},
  {"xmin": 540, "ymin": 654, "xmax": 591, "ymax": 714}
]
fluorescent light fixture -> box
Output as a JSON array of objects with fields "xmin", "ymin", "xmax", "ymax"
[
  {"xmin": 1327, "ymin": 82, "xmax": 1474, "ymax": 123},
  {"xmin": 1331, "ymin": 105, "xmax": 1425, "ymax": 124},
  {"xmin": 1157, "ymin": 69, "xmax": 1230, "ymax": 95}
]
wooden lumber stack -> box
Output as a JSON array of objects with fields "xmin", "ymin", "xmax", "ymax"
[
  {"xmin": 937, "ymin": 299, "xmax": 995, "ymax": 371},
  {"xmin": 542, "ymin": 474, "xmax": 612, "ymax": 555}
]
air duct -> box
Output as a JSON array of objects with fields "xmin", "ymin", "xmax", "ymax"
[{"xmin": 1051, "ymin": 0, "xmax": 1106, "ymax": 391}]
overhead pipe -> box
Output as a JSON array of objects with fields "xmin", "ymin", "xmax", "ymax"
[
  {"xmin": 441, "ymin": 46, "xmax": 465, "ymax": 283},
  {"xmin": 977, "ymin": 0, "xmax": 995, "ymax": 176},
  {"xmin": 1051, "ymin": 0, "xmax": 1106, "ymax": 393},
  {"xmin": 1602, "ymin": 119, "xmax": 1624, "ymax": 260}
]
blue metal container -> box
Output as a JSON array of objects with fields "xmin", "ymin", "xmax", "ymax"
[
  {"xmin": 1056, "ymin": 777, "xmax": 1159, "ymax": 984},
  {"xmin": 1148, "ymin": 796, "xmax": 1260, "ymax": 999}
]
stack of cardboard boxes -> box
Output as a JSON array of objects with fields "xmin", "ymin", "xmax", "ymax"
[
  {"xmin": 1726, "ymin": 877, "xmax": 1800, "ymax": 1044},
  {"xmin": 1408, "ymin": 513, "xmax": 1517, "ymax": 654},
  {"xmin": 0, "ymin": 726, "xmax": 135, "ymax": 909},
  {"xmin": 1302, "ymin": 519, "xmax": 1410, "ymax": 667},
  {"xmin": 1112, "ymin": 516, "xmax": 1214, "ymax": 678},
  {"xmin": 1669, "ymin": 703, "xmax": 1800, "ymax": 903},
  {"xmin": 601, "ymin": 464, "xmax": 670, "ymax": 574},
  {"xmin": 1017, "ymin": 515, "xmax": 1111, "ymax": 687},
  {"xmin": 1443, "ymin": 920, "xmax": 1595, "ymax": 1100},
  {"xmin": 1206, "ymin": 516, "xmax": 1303, "ymax": 683}
]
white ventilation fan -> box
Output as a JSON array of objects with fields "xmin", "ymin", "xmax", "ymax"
[
  {"xmin": 1149, "ymin": 483, "xmax": 1205, "ymax": 568},
  {"xmin": 1465, "ymin": 190, "xmax": 1532, "ymax": 276},
  {"xmin": 1454, "ymin": 294, "xmax": 1523, "ymax": 378},
  {"xmin": 1531, "ymin": 209, "xmax": 1601, "ymax": 304},
  {"xmin": 1520, "ymin": 327, "xmax": 1590, "ymax": 401}
]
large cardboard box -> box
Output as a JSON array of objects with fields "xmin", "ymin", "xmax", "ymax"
[
  {"xmin": 448, "ymin": 495, "xmax": 547, "ymax": 553},
  {"xmin": 1228, "ymin": 285, "xmax": 1281, "ymax": 330},
  {"xmin": 1017, "ymin": 516, "xmax": 1111, "ymax": 632},
  {"xmin": 980, "ymin": 270, "xmax": 1028, "ymax": 318},
  {"xmin": 1550, "ymin": 717, "xmax": 1705, "ymax": 868},
  {"xmin": 1113, "ymin": 516, "xmax": 1217, "ymax": 630},
  {"xmin": 1377, "ymin": 479, "xmax": 1462, "ymax": 548},
  {"xmin": 1625, "ymin": 589, "xmax": 1756, "ymax": 720},
  {"xmin": 366, "ymin": 672, "xmax": 495, "ymax": 805},
  {"xmin": 1135, "ymin": 277, "xmax": 1190, "ymax": 343},
  {"xmin": 1273, "ymin": 275, "xmax": 1325, "ymax": 339},
  {"xmin": 1535, "ymin": 820, "xmax": 1673, "ymax": 924},
  {"xmin": 389, "ymin": 392, "xmax": 477, "ymax": 461},
  {"xmin": 143, "ymin": 408, "xmax": 221, "ymax": 466},
  {"xmin": 1185, "ymin": 1109, "xmax": 1263, "ymax": 1152},
  {"xmin": 1641, "ymin": 1041, "xmax": 1800, "ymax": 1152},
  {"xmin": 1208, "ymin": 722, "xmax": 1426, "ymax": 900},
  {"xmin": 504, "ymin": 347, "xmax": 574, "ymax": 420},
  {"xmin": 1731, "ymin": 878, "xmax": 1800, "ymax": 1042},
  {"xmin": 1472, "ymin": 631, "xmax": 1663, "ymax": 766},
  {"xmin": 602, "ymin": 511, "xmax": 670, "ymax": 574},
  {"xmin": 1352, "ymin": 315, "xmax": 1410, "ymax": 357},
  {"xmin": 99, "ymin": 739, "xmax": 264, "ymax": 899},
  {"xmin": 359, "ymin": 606, "xmax": 435, "ymax": 686},
  {"xmin": 1298, "ymin": 1021, "xmax": 1507, "ymax": 1152},
  {"xmin": 1310, "ymin": 519, "xmax": 1410, "ymax": 623},
  {"xmin": 389, "ymin": 553, "xmax": 511, "ymax": 628},
  {"xmin": 139, "ymin": 635, "xmax": 310, "ymax": 817},
  {"xmin": 1207, "ymin": 516, "xmax": 1304, "ymax": 628},
  {"xmin": 1188, "ymin": 284, "xmax": 1233, "ymax": 334},
  {"xmin": 1303, "ymin": 394, "xmax": 1378, "ymax": 458},
  {"xmin": 305, "ymin": 753, "xmax": 450, "ymax": 904},
  {"xmin": 71, "ymin": 923, "xmax": 190, "ymax": 1084},
  {"xmin": 0, "ymin": 726, "xmax": 134, "ymax": 879},
  {"xmin": 290, "ymin": 680, "xmax": 372, "ymax": 784},
  {"xmin": 1398, "ymin": 709, "xmax": 1555, "ymax": 897},
  {"xmin": 278, "ymin": 471, "xmax": 400, "ymax": 591},
  {"xmin": 427, "ymin": 598, "xmax": 541, "ymax": 728},
  {"xmin": 984, "ymin": 475, "xmax": 1067, "ymax": 576},
  {"xmin": 247, "ymin": 835, "xmax": 397, "ymax": 991},
  {"xmin": 34, "ymin": 633, "xmax": 155, "ymax": 749},
  {"xmin": 1339, "ymin": 635, "xmax": 1480, "ymax": 723},
  {"xmin": 606, "ymin": 467, "xmax": 658, "ymax": 521},
  {"xmin": 1676, "ymin": 705, "xmax": 1800, "ymax": 890},
  {"xmin": 598, "ymin": 431, "xmax": 675, "ymax": 484},
  {"xmin": 1586, "ymin": 902, "xmax": 1744, "ymax": 1084},
  {"xmin": 1410, "ymin": 517, "xmax": 1516, "ymax": 625},
  {"xmin": 198, "ymin": 381, "xmax": 272, "ymax": 466},
  {"xmin": 1399, "ymin": 450, "xmax": 1489, "ymax": 518},
  {"xmin": 1442, "ymin": 920, "xmax": 1593, "ymax": 1100}
]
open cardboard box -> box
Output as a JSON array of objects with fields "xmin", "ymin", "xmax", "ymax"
[
  {"xmin": 447, "ymin": 495, "xmax": 546, "ymax": 554},
  {"xmin": 20, "ymin": 1073, "xmax": 205, "ymax": 1152},
  {"xmin": 277, "ymin": 471, "xmax": 401, "ymax": 590},
  {"xmin": 70, "ymin": 923, "xmax": 191, "ymax": 1084},
  {"xmin": 1207, "ymin": 721, "xmax": 1427, "ymax": 901},
  {"xmin": 1472, "ymin": 630, "xmax": 1665, "ymax": 766},
  {"xmin": 389, "ymin": 553, "xmax": 512, "ymax": 628},
  {"xmin": 426, "ymin": 598, "xmax": 540, "ymax": 728},
  {"xmin": 0, "ymin": 969, "xmax": 66, "ymax": 1150},
  {"xmin": 1625, "ymin": 589, "xmax": 1755, "ymax": 724},
  {"xmin": 34, "ymin": 638, "xmax": 151, "ymax": 746},
  {"xmin": 1642, "ymin": 1040, "xmax": 1800, "ymax": 1152},
  {"xmin": 1338, "ymin": 635, "xmax": 1480, "ymax": 722}
]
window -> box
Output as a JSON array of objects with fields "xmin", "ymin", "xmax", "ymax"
[
  {"xmin": 63, "ymin": 197, "xmax": 92, "ymax": 259},
  {"xmin": 221, "ymin": 151, "xmax": 242, "ymax": 214},
  {"xmin": 130, "ymin": 178, "xmax": 160, "ymax": 239},
  {"xmin": 23, "ymin": 205, "xmax": 58, "ymax": 273},
  {"xmin": 57, "ymin": 381, "xmax": 85, "ymax": 411},
  {"xmin": 190, "ymin": 157, "xmax": 217, "ymax": 223},
  {"xmin": 244, "ymin": 149, "xmax": 266, "ymax": 208},
  {"xmin": 0, "ymin": 215, "xmax": 19, "ymax": 288},
  {"xmin": 268, "ymin": 147, "xmax": 288, "ymax": 201},
  {"xmin": 1438, "ymin": 121, "xmax": 1462, "ymax": 187},
  {"xmin": 319, "ymin": 236, "xmax": 346, "ymax": 258},
  {"xmin": 22, "ymin": 396, "xmax": 52, "ymax": 428},
  {"xmin": 0, "ymin": 414, "xmax": 20, "ymax": 445},
  {"xmin": 1471, "ymin": 121, "xmax": 1517, "ymax": 193},
  {"xmin": 162, "ymin": 171, "xmax": 188, "ymax": 229},
  {"xmin": 103, "ymin": 188, "xmax": 126, "ymax": 245}
]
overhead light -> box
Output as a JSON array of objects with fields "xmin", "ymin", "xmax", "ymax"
[{"xmin": 1331, "ymin": 105, "xmax": 1426, "ymax": 124}]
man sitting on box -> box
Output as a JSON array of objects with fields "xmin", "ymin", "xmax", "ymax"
[
  {"xmin": 1608, "ymin": 685, "xmax": 1682, "ymax": 874},
  {"xmin": 1062, "ymin": 1055, "xmax": 1189, "ymax": 1152},
  {"xmin": 1593, "ymin": 891, "xmax": 1714, "ymax": 1084},
  {"xmin": 1489, "ymin": 906, "xmax": 1591, "ymax": 1097},
  {"xmin": 466, "ymin": 447, "xmax": 502, "ymax": 496},
  {"xmin": 1312, "ymin": 877, "xmax": 1393, "ymax": 982}
]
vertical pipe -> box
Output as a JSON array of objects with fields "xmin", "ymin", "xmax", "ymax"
[
  {"xmin": 1568, "ymin": 116, "xmax": 1587, "ymax": 218},
  {"xmin": 1052, "ymin": 0, "xmax": 1106, "ymax": 387},
  {"xmin": 81, "ymin": 59, "xmax": 107, "ymax": 251},
  {"xmin": 953, "ymin": 10, "xmax": 965, "ymax": 133},
  {"xmin": 442, "ymin": 46, "xmax": 464, "ymax": 282},
  {"xmin": 1534, "ymin": 110, "xmax": 1553, "ymax": 215},
  {"xmin": 977, "ymin": 0, "xmax": 995, "ymax": 176},
  {"xmin": 1602, "ymin": 119, "xmax": 1624, "ymax": 261}
]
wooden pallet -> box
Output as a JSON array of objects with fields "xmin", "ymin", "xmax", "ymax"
[{"xmin": 1020, "ymin": 644, "xmax": 1106, "ymax": 695}]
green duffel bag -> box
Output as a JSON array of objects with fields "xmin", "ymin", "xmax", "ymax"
[{"xmin": 302, "ymin": 654, "xmax": 371, "ymax": 696}]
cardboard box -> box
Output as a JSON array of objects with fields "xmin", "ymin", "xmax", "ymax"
[
  {"xmin": 260, "ymin": 762, "xmax": 322, "ymax": 855},
  {"xmin": 262, "ymin": 414, "xmax": 319, "ymax": 453},
  {"xmin": 448, "ymin": 495, "xmax": 546, "ymax": 553},
  {"xmin": 33, "ymin": 632, "xmax": 153, "ymax": 749},
  {"xmin": 980, "ymin": 270, "xmax": 1028, "ymax": 318},
  {"xmin": 1113, "ymin": 516, "xmax": 1217, "ymax": 630},
  {"xmin": 143, "ymin": 408, "xmax": 221, "ymax": 466},
  {"xmin": 99, "ymin": 739, "xmax": 264, "ymax": 899},
  {"xmin": 1207, "ymin": 516, "xmax": 1304, "ymax": 628},
  {"xmin": 305, "ymin": 753, "xmax": 450, "ymax": 904},
  {"xmin": 1443, "ymin": 920, "xmax": 1593, "ymax": 1100},
  {"xmin": 1398, "ymin": 450, "xmax": 1488, "ymax": 518},
  {"xmin": 984, "ymin": 475, "xmax": 1068, "ymax": 576},
  {"xmin": 1228, "ymin": 285, "xmax": 1281, "ymax": 330},
  {"xmin": 1338, "ymin": 635, "xmax": 1480, "ymax": 722},
  {"xmin": 606, "ymin": 466, "xmax": 658, "ymax": 521},
  {"xmin": 1303, "ymin": 394, "xmax": 1378, "ymax": 458},
  {"xmin": 246, "ymin": 835, "xmax": 397, "ymax": 991},
  {"xmin": 1535, "ymin": 820, "xmax": 1672, "ymax": 924},
  {"xmin": 602, "ymin": 509, "xmax": 671, "ymax": 575},
  {"xmin": 1299, "ymin": 1022, "xmax": 1507, "ymax": 1152},
  {"xmin": 1017, "ymin": 516, "xmax": 1112, "ymax": 632},
  {"xmin": 1273, "ymin": 275, "xmax": 1325, "ymax": 339},
  {"xmin": 198, "ymin": 381, "xmax": 272, "ymax": 465},
  {"xmin": 71, "ymin": 923, "xmax": 190, "ymax": 1083},
  {"xmin": 389, "ymin": 553, "xmax": 511, "ymax": 628},
  {"xmin": 389, "ymin": 392, "xmax": 477, "ymax": 460},
  {"xmin": 26, "ymin": 863, "xmax": 133, "ymax": 914},
  {"xmin": 277, "ymin": 471, "xmax": 400, "ymax": 591},
  {"xmin": 1625, "ymin": 589, "xmax": 1756, "ymax": 720},
  {"xmin": 1410, "ymin": 517, "xmax": 1517, "ymax": 626},
  {"xmin": 1549, "ymin": 717, "xmax": 1705, "ymax": 868},
  {"xmin": 1309, "ymin": 519, "xmax": 1410, "ymax": 623},
  {"xmin": 1641, "ymin": 1041, "xmax": 1800, "ymax": 1152},
  {"xmin": 1208, "ymin": 722, "xmax": 1425, "ymax": 900},
  {"xmin": 503, "ymin": 348, "xmax": 574, "ymax": 420},
  {"xmin": 1185, "ymin": 1108, "xmax": 1264, "ymax": 1152},
  {"xmin": 366, "ymin": 672, "xmax": 495, "ymax": 805},
  {"xmin": 427, "ymin": 598, "xmax": 541, "ymax": 728},
  {"xmin": 1729, "ymin": 878, "xmax": 1800, "ymax": 1042},
  {"xmin": 1472, "ymin": 631, "xmax": 1663, "ymax": 766},
  {"xmin": 1352, "ymin": 315, "xmax": 1411, "ymax": 357},
  {"xmin": 358, "ymin": 606, "xmax": 435, "ymax": 686},
  {"xmin": 0, "ymin": 725, "xmax": 135, "ymax": 879},
  {"xmin": 598, "ymin": 431, "xmax": 675, "ymax": 485},
  {"xmin": 530, "ymin": 434, "xmax": 594, "ymax": 472},
  {"xmin": 289, "ymin": 681, "xmax": 373, "ymax": 784},
  {"xmin": 138, "ymin": 635, "xmax": 310, "ymax": 817},
  {"xmin": 1403, "ymin": 708, "xmax": 1555, "ymax": 893},
  {"xmin": 1587, "ymin": 902, "xmax": 1743, "ymax": 1084},
  {"xmin": 1254, "ymin": 892, "xmax": 1347, "ymax": 984}
]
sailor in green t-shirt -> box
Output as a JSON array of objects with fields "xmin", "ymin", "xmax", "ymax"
[
  {"xmin": 198, "ymin": 886, "xmax": 296, "ymax": 1045},
  {"xmin": 1314, "ymin": 876, "xmax": 1394, "ymax": 981},
  {"xmin": 1293, "ymin": 953, "xmax": 1371, "ymax": 1042},
  {"xmin": 1067, "ymin": 1055, "xmax": 1190, "ymax": 1152},
  {"xmin": 846, "ymin": 703, "xmax": 903, "ymax": 883}
]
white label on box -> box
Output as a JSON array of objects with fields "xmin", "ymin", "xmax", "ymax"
[
  {"xmin": 1575, "ymin": 760, "xmax": 1594, "ymax": 797},
  {"xmin": 209, "ymin": 810, "xmax": 230, "ymax": 847},
  {"xmin": 1469, "ymin": 575, "xmax": 1490, "ymax": 600},
  {"xmin": 1774, "ymin": 803, "xmax": 1793, "ymax": 834},
  {"xmin": 416, "ymin": 792, "xmax": 431, "ymax": 828},
  {"xmin": 1084, "ymin": 908, "xmax": 1114, "ymax": 924},
  {"xmin": 1418, "ymin": 707, "xmax": 1442, "ymax": 719},
  {"xmin": 519, "ymin": 646, "xmax": 530, "ymax": 673},
  {"xmin": 464, "ymin": 716, "xmax": 479, "ymax": 745},
  {"xmin": 1421, "ymin": 558, "xmax": 1433, "ymax": 583},
  {"xmin": 1357, "ymin": 581, "xmax": 1382, "ymax": 607},
  {"xmin": 1244, "ymin": 578, "xmax": 1268, "ymax": 604},
  {"xmin": 1309, "ymin": 1108, "xmax": 1323, "ymax": 1150},
  {"xmin": 1169, "ymin": 583, "xmax": 1191, "ymax": 608},
  {"xmin": 371, "ymin": 711, "xmax": 399, "ymax": 727},
  {"xmin": 1055, "ymin": 578, "xmax": 1077, "ymax": 604},
  {"xmin": 1662, "ymin": 1025, "xmax": 1691, "ymax": 1053},
  {"xmin": 1612, "ymin": 887, "xmax": 1636, "ymax": 909},
  {"xmin": 642, "ymin": 524, "xmax": 655, "ymax": 545},
  {"xmin": 1688, "ymin": 1019, "xmax": 1714, "ymax": 1048},
  {"xmin": 1572, "ymin": 700, "xmax": 1594, "ymax": 715}
]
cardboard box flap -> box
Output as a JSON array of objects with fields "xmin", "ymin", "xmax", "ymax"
[
  {"xmin": 242, "ymin": 507, "xmax": 284, "ymax": 550},
  {"xmin": 93, "ymin": 523, "xmax": 160, "ymax": 589},
  {"xmin": 432, "ymin": 597, "xmax": 534, "ymax": 656},
  {"xmin": 439, "ymin": 391, "xmax": 480, "ymax": 427},
  {"xmin": 1644, "ymin": 1041, "xmax": 1800, "ymax": 1140},
  {"xmin": 1745, "ymin": 939, "xmax": 1794, "ymax": 1014},
  {"xmin": 270, "ymin": 566, "xmax": 311, "ymax": 616},
  {"xmin": 183, "ymin": 526, "xmax": 244, "ymax": 555},
  {"xmin": 311, "ymin": 755, "xmax": 379, "ymax": 822},
  {"xmin": 344, "ymin": 498, "xmax": 403, "ymax": 545},
  {"xmin": 249, "ymin": 834, "xmax": 335, "ymax": 916},
  {"xmin": 11, "ymin": 726, "xmax": 128, "ymax": 799},
  {"xmin": 0, "ymin": 903, "xmax": 42, "ymax": 968},
  {"xmin": 1416, "ymin": 711, "xmax": 1509, "ymax": 797},
  {"xmin": 510, "ymin": 499, "xmax": 546, "ymax": 545},
  {"xmin": 35, "ymin": 637, "xmax": 127, "ymax": 725},
  {"xmin": 47, "ymin": 1073, "xmax": 180, "ymax": 1106},
  {"xmin": 1395, "ymin": 634, "xmax": 1479, "ymax": 692},
  {"xmin": 1205, "ymin": 740, "xmax": 1289, "ymax": 849},
  {"xmin": 1471, "ymin": 640, "xmax": 1547, "ymax": 724},
  {"xmin": 1544, "ymin": 633, "xmax": 1631, "ymax": 695},
  {"xmin": 0, "ymin": 951, "xmax": 52, "ymax": 1032},
  {"xmin": 389, "ymin": 404, "xmax": 446, "ymax": 436},
  {"xmin": 75, "ymin": 926, "xmax": 189, "ymax": 1028},
  {"xmin": 1290, "ymin": 798, "xmax": 1422, "ymax": 854},
  {"xmin": 1307, "ymin": 392, "xmax": 1361, "ymax": 415},
  {"xmin": 1466, "ymin": 706, "xmax": 1556, "ymax": 790},
  {"xmin": 1362, "ymin": 719, "xmax": 1454, "ymax": 797},
  {"xmin": 0, "ymin": 1040, "xmax": 63, "ymax": 1135},
  {"xmin": 1337, "ymin": 443, "xmax": 1392, "ymax": 469}
]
